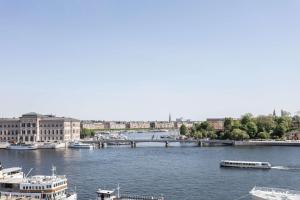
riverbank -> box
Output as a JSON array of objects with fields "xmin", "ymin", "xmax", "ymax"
[{"xmin": 234, "ymin": 140, "xmax": 300, "ymax": 146}]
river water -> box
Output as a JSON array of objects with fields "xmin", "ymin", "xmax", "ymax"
[{"xmin": 1, "ymin": 132, "xmax": 300, "ymax": 200}]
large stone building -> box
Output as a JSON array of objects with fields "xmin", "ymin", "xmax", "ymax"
[
  {"xmin": 207, "ymin": 118, "xmax": 225, "ymax": 131},
  {"xmin": 126, "ymin": 121, "xmax": 151, "ymax": 129},
  {"xmin": 0, "ymin": 112, "xmax": 80, "ymax": 142},
  {"xmin": 81, "ymin": 121, "xmax": 105, "ymax": 130},
  {"xmin": 150, "ymin": 121, "xmax": 175, "ymax": 129}
]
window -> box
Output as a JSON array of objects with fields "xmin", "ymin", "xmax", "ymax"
[
  {"xmin": 22, "ymin": 123, "xmax": 25, "ymax": 127},
  {"xmin": 27, "ymin": 123, "xmax": 31, "ymax": 127},
  {"xmin": 32, "ymin": 123, "xmax": 36, "ymax": 127}
]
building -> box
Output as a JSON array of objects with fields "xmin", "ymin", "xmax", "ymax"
[
  {"xmin": 150, "ymin": 121, "xmax": 175, "ymax": 129},
  {"xmin": 0, "ymin": 112, "xmax": 80, "ymax": 142},
  {"xmin": 126, "ymin": 121, "xmax": 151, "ymax": 129},
  {"xmin": 104, "ymin": 121, "xmax": 126, "ymax": 129},
  {"xmin": 81, "ymin": 121, "xmax": 105, "ymax": 130},
  {"xmin": 207, "ymin": 118, "xmax": 225, "ymax": 131},
  {"xmin": 175, "ymin": 121, "xmax": 194, "ymax": 129}
]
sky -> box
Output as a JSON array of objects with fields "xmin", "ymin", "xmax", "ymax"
[{"xmin": 0, "ymin": 0, "xmax": 300, "ymax": 121}]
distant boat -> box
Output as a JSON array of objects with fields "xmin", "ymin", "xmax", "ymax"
[
  {"xmin": 7, "ymin": 143, "xmax": 38, "ymax": 150},
  {"xmin": 0, "ymin": 142, "xmax": 10, "ymax": 149},
  {"xmin": 69, "ymin": 141, "xmax": 93, "ymax": 149},
  {"xmin": 37, "ymin": 142, "xmax": 66, "ymax": 149},
  {"xmin": 220, "ymin": 160, "xmax": 271, "ymax": 169},
  {"xmin": 250, "ymin": 187, "xmax": 300, "ymax": 200}
]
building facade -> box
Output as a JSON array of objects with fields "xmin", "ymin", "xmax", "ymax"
[
  {"xmin": 0, "ymin": 113, "xmax": 80, "ymax": 142},
  {"xmin": 126, "ymin": 121, "xmax": 151, "ymax": 129},
  {"xmin": 104, "ymin": 121, "xmax": 126, "ymax": 129},
  {"xmin": 207, "ymin": 118, "xmax": 225, "ymax": 131},
  {"xmin": 150, "ymin": 121, "xmax": 175, "ymax": 129},
  {"xmin": 81, "ymin": 121, "xmax": 105, "ymax": 130}
]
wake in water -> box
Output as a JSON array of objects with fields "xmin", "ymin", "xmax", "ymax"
[{"xmin": 272, "ymin": 166, "xmax": 300, "ymax": 171}]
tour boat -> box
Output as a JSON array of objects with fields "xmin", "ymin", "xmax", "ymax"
[
  {"xmin": 0, "ymin": 165, "xmax": 77, "ymax": 200},
  {"xmin": 38, "ymin": 142, "xmax": 66, "ymax": 149},
  {"xmin": 7, "ymin": 143, "xmax": 38, "ymax": 150},
  {"xmin": 220, "ymin": 160, "xmax": 271, "ymax": 169},
  {"xmin": 250, "ymin": 187, "xmax": 300, "ymax": 200},
  {"xmin": 96, "ymin": 185, "xmax": 164, "ymax": 200},
  {"xmin": 69, "ymin": 141, "xmax": 93, "ymax": 149},
  {"xmin": 0, "ymin": 142, "xmax": 10, "ymax": 149}
]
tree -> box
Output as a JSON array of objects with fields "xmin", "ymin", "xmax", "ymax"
[
  {"xmin": 244, "ymin": 122, "xmax": 258, "ymax": 138},
  {"xmin": 292, "ymin": 115, "xmax": 300, "ymax": 130},
  {"xmin": 224, "ymin": 118, "xmax": 233, "ymax": 131},
  {"xmin": 241, "ymin": 113, "xmax": 253, "ymax": 125},
  {"xmin": 180, "ymin": 124, "xmax": 188, "ymax": 136},
  {"xmin": 231, "ymin": 129, "xmax": 250, "ymax": 141},
  {"xmin": 256, "ymin": 115, "xmax": 276, "ymax": 133},
  {"xmin": 80, "ymin": 128, "xmax": 95, "ymax": 139},
  {"xmin": 257, "ymin": 132, "xmax": 270, "ymax": 139}
]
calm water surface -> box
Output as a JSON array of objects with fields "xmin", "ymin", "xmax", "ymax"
[{"xmin": 1, "ymin": 134, "xmax": 300, "ymax": 200}]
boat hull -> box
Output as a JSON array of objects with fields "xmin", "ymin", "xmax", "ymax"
[{"xmin": 7, "ymin": 146, "xmax": 37, "ymax": 150}]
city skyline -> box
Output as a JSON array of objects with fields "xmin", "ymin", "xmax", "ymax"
[{"xmin": 0, "ymin": 1, "xmax": 300, "ymax": 121}]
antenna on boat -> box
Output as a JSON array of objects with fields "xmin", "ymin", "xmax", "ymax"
[
  {"xmin": 117, "ymin": 184, "xmax": 120, "ymax": 198},
  {"xmin": 51, "ymin": 165, "xmax": 56, "ymax": 177},
  {"xmin": 25, "ymin": 168, "xmax": 33, "ymax": 178}
]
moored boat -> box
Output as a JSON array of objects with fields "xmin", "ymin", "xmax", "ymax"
[
  {"xmin": 220, "ymin": 160, "xmax": 271, "ymax": 169},
  {"xmin": 250, "ymin": 187, "xmax": 300, "ymax": 200},
  {"xmin": 37, "ymin": 142, "xmax": 66, "ymax": 149},
  {"xmin": 0, "ymin": 165, "xmax": 77, "ymax": 200},
  {"xmin": 0, "ymin": 142, "xmax": 10, "ymax": 149},
  {"xmin": 7, "ymin": 143, "xmax": 38, "ymax": 150},
  {"xmin": 69, "ymin": 141, "xmax": 93, "ymax": 149}
]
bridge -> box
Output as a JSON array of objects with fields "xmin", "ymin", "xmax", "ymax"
[{"xmin": 82, "ymin": 139, "xmax": 234, "ymax": 148}]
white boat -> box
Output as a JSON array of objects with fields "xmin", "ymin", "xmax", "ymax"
[
  {"xmin": 220, "ymin": 160, "xmax": 271, "ymax": 169},
  {"xmin": 38, "ymin": 142, "xmax": 66, "ymax": 149},
  {"xmin": 69, "ymin": 141, "xmax": 93, "ymax": 149},
  {"xmin": 7, "ymin": 143, "xmax": 38, "ymax": 150},
  {"xmin": 96, "ymin": 185, "xmax": 164, "ymax": 200},
  {"xmin": 250, "ymin": 187, "xmax": 300, "ymax": 200},
  {"xmin": 0, "ymin": 165, "xmax": 77, "ymax": 200},
  {"xmin": 0, "ymin": 142, "xmax": 10, "ymax": 149}
]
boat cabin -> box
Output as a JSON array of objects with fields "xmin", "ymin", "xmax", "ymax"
[{"xmin": 96, "ymin": 189, "xmax": 117, "ymax": 200}]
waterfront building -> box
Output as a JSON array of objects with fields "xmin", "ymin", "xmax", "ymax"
[
  {"xmin": 104, "ymin": 121, "xmax": 126, "ymax": 129},
  {"xmin": 126, "ymin": 121, "xmax": 151, "ymax": 129},
  {"xmin": 0, "ymin": 112, "xmax": 80, "ymax": 143},
  {"xmin": 207, "ymin": 118, "xmax": 225, "ymax": 131},
  {"xmin": 175, "ymin": 121, "xmax": 194, "ymax": 129},
  {"xmin": 150, "ymin": 121, "xmax": 175, "ymax": 129},
  {"xmin": 81, "ymin": 121, "xmax": 105, "ymax": 130}
]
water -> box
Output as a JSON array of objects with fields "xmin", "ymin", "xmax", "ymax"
[{"xmin": 1, "ymin": 134, "xmax": 300, "ymax": 200}]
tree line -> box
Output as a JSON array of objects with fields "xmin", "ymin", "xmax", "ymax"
[{"xmin": 180, "ymin": 113, "xmax": 300, "ymax": 140}]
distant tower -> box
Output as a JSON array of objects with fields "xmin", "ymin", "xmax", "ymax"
[
  {"xmin": 273, "ymin": 109, "xmax": 276, "ymax": 117},
  {"xmin": 169, "ymin": 113, "xmax": 172, "ymax": 122}
]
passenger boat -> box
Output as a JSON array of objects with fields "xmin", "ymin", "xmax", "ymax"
[
  {"xmin": 220, "ymin": 160, "xmax": 271, "ymax": 169},
  {"xmin": 96, "ymin": 185, "xmax": 164, "ymax": 200},
  {"xmin": 250, "ymin": 187, "xmax": 300, "ymax": 200},
  {"xmin": 0, "ymin": 165, "xmax": 77, "ymax": 200},
  {"xmin": 69, "ymin": 141, "xmax": 93, "ymax": 149},
  {"xmin": 37, "ymin": 142, "xmax": 66, "ymax": 149},
  {"xmin": 0, "ymin": 142, "xmax": 10, "ymax": 149},
  {"xmin": 7, "ymin": 143, "xmax": 38, "ymax": 150}
]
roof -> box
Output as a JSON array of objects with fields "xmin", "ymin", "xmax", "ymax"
[{"xmin": 97, "ymin": 189, "xmax": 115, "ymax": 194}]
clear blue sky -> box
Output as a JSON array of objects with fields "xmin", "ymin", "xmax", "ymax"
[{"xmin": 0, "ymin": 0, "xmax": 299, "ymax": 121}]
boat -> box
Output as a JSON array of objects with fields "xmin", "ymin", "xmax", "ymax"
[
  {"xmin": 38, "ymin": 142, "xmax": 66, "ymax": 149},
  {"xmin": 0, "ymin": 165, "xmax": 77, "ymax": 200},
  {"xmin": 0, "ymin": 142, "xmax": 10, "ymax": 149},
  {"xmin": 69, "ymin": 141, "xmax": 93, "ymax": 149},
  {"xmin": 250, "ymin": 187, "xmax": 300, "ymax": 200},
  {"xmin": 7, "ymin": 143, "xmax": 38, "ymax": 150},
  {"xmin": 220, "ymin": 160, "xmax": 271, "ymax": 169},
  {"xmin": 96, "ymin": 185, "xmax": 164, "ymax": 200}
]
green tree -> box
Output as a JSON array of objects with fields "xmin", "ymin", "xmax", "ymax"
[
  {"xmin": 257, "ymin": 132, "xmax": 270, "ymax": 139},
  {"xmin": 180, "ymin": 124, "xmax": 188, "ymax": 136},
  {"xmin": 80, "ymin": 128, "xmax": 95, "ymax": 139},
  {"xmin": 224, "ymin": 118, "xmax": 233, "ymax": 131},
  {"xmin": 231, "ymin": 129, "xmax": 250, "ymax": 141},
  {"xmin": 245, "ymin": 122, "xmax": 258, "ymax": 138},
  {"xmin": 241, "ymin": 113, "xmax": 253, "ymax": 125},
  {"xmin": 256, "ymin": 115, "xmax": 276, "ymax": 133}
]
